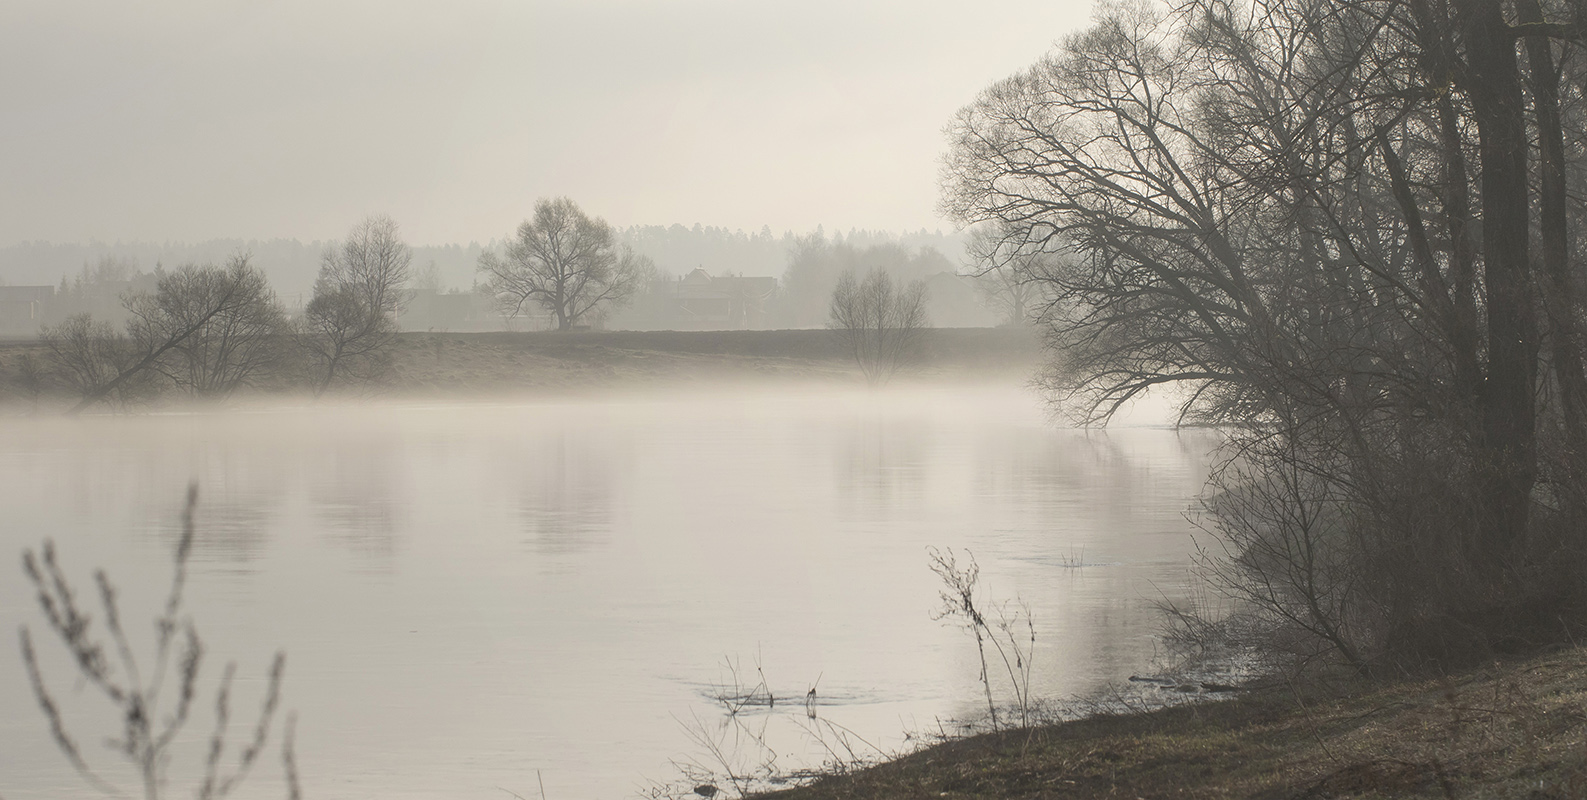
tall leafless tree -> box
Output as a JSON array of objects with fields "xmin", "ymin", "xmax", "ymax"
[
  {"xmin": 303, "ymin": 215, "xmax": 412, "ymax": 393},
  {"xmin": 478, "ymin": 198, "xmax": 650, "ymax": 331},
  {"xmin": 944, "ymin": 0, "xmax": 1587, "ymax": 670}
]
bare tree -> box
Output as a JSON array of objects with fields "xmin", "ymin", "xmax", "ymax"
[
  {"xmin": 943, "ymin": 0, "xmax": 1587, "ymax": 670},
  {"xmin": 827, "ymin": 268, "xmax": 929, "ymax": 386},
  {"xmin": 59, "ymin": 260, "xmax": 273, "ymax": 414},
  {"xmin": 41, "ymin": 314, "xmax": 138, "ymax": 400},
  {"xmin": 129, "ymin": 256, "xmax": 288, "ymax": 397},
  {"xmin": 477, "ymin": 197, "xmax": 649, "ymax": 330},
  {"xmin": 963, "ymin": 224, "xmax": 1050, "ymax": 326},
  {"xmin": 303, "ymin": 215, "xmax": 412, "ymax": 392}
]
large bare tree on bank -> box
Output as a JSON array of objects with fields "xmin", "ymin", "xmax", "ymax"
[
  {"xmin": 56, "ymin": 256, "xmax": 282, "ymax": 414},
  {"xmin": 478, "ymin": 198, "xmax": 649, "ymax": 331},
  {"xmin": 303, "ymin": 215, "xmax": 412, "ymax": 393},
  {"xmin": 945, "ymin": 0, "xmax": 1587, "ymax": 671},
  {"xmin": 134, "ymin": 258, "xmax": 287, "ymax": 396}
]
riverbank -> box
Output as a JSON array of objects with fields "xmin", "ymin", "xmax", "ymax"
[
  {"xmin": 762, "ymin": 646, "xmax": 1587, "ymax": 799},
  {"xmin": 0, "ymin": 326, "xmax": 1044, "ymax": 409}
]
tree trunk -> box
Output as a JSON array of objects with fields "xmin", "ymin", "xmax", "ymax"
[
  {"xmin": 1519, "ymin": 0, "xmax": 1587, "ymax": 478},
  {"xmin": 1458, "ymin": 0, "xmax": 1540, "ymax": 572}
]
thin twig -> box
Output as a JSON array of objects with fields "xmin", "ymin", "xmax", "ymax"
[{"xmin": 283, "ymin": 712, "xmax": 301, "ymax": 800}]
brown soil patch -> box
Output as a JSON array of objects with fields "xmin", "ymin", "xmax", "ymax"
[{"xmin": 765, "ymin": 649, "xmax": 1587, "ymax": 800}]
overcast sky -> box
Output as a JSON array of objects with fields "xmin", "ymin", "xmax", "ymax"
[{"xmin": 1, "ymin": 1, "xmax": 1092, "ymax": 246}]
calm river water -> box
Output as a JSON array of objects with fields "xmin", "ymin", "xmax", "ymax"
[{"xmin": 0, "ymin": 384, "xmax": 1217, "ymax": 799}]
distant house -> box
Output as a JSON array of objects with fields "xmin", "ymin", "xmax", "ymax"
[
  {"xmin": 0, "ymin": 285, "xmax": 55, "ymax": 337},
  {"xmin": 619, "ymin": 268, "xmax": 779, "ymax": 330}
]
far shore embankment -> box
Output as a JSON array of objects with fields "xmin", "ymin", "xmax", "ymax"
[
  {"xmin": 0, "ymin": 326, "xmax": 1045, "ymax": 410},
  {"xmin": 381, "ymin": 326, "xmax": 1042, "ymax": 394}
]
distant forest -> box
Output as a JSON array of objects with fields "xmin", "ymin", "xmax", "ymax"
[
  {"xmin": 618, "ymin": 225, "xmax": 967, "ymax": 281},
  {"xmin": 0, "ymin": 225, "xmax": 968, "ymax": 299}
]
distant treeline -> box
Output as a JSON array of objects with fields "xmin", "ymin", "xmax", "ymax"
[
  {"xmin": 618, "ymin": 224, "xmax": 967, "ymax": 280},
  {"xmin": 0, "ymin": 226, "xmax": 967, "ymax": 299},
  {"xmin": 0, "ymin": 240, "xmax": 486, "ymax": 301}
]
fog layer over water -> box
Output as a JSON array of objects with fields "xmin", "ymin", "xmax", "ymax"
[{"xmin": 0, "ymin": 385, "xmax": 1217, "ymax": 799}]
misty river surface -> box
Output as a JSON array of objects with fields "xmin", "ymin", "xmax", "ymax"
[{"xmin": 0, "ymin": 385, "xmax": 1218, "ymax": 800}]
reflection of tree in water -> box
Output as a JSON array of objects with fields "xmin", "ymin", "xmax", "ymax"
[
  {"xmin": 157, "ymin": 493, "xmax": 276, "ymax": 567},
  {"xmin": 957, "ymin": 427, "xmax": 1221, "ymax": 699},
  {"xmin": 835, "ymin": 418, "xmax": 930, "ymax": 507},
  {"xmin": 518, "ymin": 432, "xmax": 615, "ymax": 557},
  {"xmin": 970, "ymin": 429, "xmax": 1216, "ymax": 532},
  {"xmin": 309, "ymin": 444, "xmax": 401, "ymax": 566},
  {"xmin": 979, "ymin": 429, "xmax": 1134, "ymax": 495}
]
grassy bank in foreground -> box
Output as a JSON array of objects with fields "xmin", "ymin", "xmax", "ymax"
[{"xmin": 768, "ymin": 648, "xmax": 1587, "ymax": 800}]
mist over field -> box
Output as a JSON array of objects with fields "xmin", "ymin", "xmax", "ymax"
[
  {"xmin": 12, "ymin": 0, "xmax": 1587, "ymax": 797},
  {"xmin": 0, "ymin": 226, "xmax": 970, "ymax": 299}
]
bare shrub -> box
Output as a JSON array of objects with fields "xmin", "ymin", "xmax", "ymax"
[
  {"xmin": 778, "ymin": 234, "xmax": 951, "ymax": 328},
  {"xmin": 303, "ymin": 214, "xmax": 412, "ymax": 393},
  {"xmin": 40, "ymin": 313, "xmax": 155, "ymax": 409},
  {"xmin": 928, "ymin": 547, "xmax": 1037, "ymax": 729},
  {"xmin": 650, "ymin": 656, "xmax": 893, "ymax": 800},
  {"xmin": 41, "ymin": 314, "xmax": 126, "ymax": 395},
  {"xmin": 1172, "ymin": 403, "xmax": 1574, "ymax": 677},
  {"xmin": 827, "ymin": 269, "xmax": 929, "ymax": 386},
  {"xmin": 18, "ymin": 484, "xmax": 296, "ymax": 800}
]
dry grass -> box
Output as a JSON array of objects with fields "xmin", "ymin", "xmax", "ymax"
[{"xmin": 762, "ymin": 647, "xmax": 1587, "ymax": 799}]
